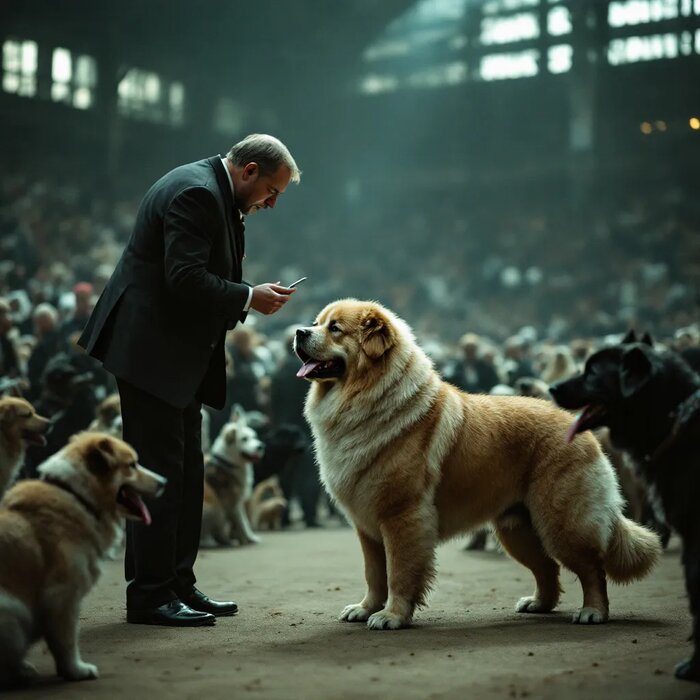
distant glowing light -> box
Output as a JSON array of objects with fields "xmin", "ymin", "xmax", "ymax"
[
  {"xmin": 655, "ymin": 120, "xmax": 667, "ymax": 131},
  {"xmin": 640, "ymin": 121, "xmax": 653, "ymax": 134},
  {"xmin": 690, "ymin": 117, "xmax": 700, "ymax": 130}
]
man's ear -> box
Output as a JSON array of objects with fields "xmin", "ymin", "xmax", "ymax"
[
  {"xmin": 619, "ymin": 346, "xmax": 655, "ymax": 398},
  {"xmin": 621, "ymin": 329, "xmax": 637, "ymax": 344},
  {"xmin": 360, "ymin": 312, "xmax": 395, "ymax": 360}
]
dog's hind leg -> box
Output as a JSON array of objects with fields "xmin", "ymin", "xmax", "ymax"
[
  {"xmin": 557, "ymin": 550, "xmax": 609, "ymax": 624},
  {"xmin": 42, "ymin": 592, "xmax": 98, "ymax": 681},
  {"xmin": 675, "ymin": 536, "xmax": 700, "ymax": 682},
  {"xmin": 340, "ymin": 529, "xmax": 387, "ymax": 623},
  {"xmin": 494, "ymin": 508, "xmax": 561, "ymax": 614}
]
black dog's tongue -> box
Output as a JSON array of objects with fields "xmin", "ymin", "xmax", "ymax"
[{"xmin": 566, "ymin": 405, "xmax": 603, "ymax": 443}]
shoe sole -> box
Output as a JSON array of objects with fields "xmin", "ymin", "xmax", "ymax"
[{"xmin": 126, "ymin": 612, "xmax": 216, "ymax": 627}]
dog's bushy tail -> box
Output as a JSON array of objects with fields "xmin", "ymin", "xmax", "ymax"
[
  {"xmin": 0, "ymin": 592, "xmax": 31, "ymax": 685},
  {"xmin": 603, "ymin": 516, "xmax": 662, "ymax": 583}
]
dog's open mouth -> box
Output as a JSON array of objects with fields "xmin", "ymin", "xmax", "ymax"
[
  {"xmin": 22, "ymin": 429, "xmax": 47, "ymax": 447},
  {"xmin": 295, "ymin": 348, "xmax": 345, "ymax": 380},
  {"xmin": 243, "ymin": 452, "xmax": 263, "ymax": 463},
  {"xmin": 117, "ymin": 485, "xmax": 152, "ymax": 525},
  {"xmin": 566, "ymin": 404, "xmax": 607, "ymax": 443}
]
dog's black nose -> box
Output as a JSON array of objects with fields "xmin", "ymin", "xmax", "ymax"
[{"xmin": 296, "ymin": 328, "xmax": 311, "ymax": 340}]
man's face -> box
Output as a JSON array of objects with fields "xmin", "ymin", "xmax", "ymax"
[{"xmin": 236, "ymin": 163, "xmax": 291, "ymax": 215}]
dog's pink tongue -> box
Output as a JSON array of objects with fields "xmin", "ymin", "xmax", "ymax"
[
  {"xmin": 125, "ymin": 490, "xmax": 152, "ymax": 526},
  {"xmin": 297, "ymin": 360, "xmax": 322, "ymax": 378},
  {"xmin": 565, "ymin": 407, "xmax": 589, "ymax": 443}
]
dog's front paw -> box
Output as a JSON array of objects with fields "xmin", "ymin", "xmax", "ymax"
[
  {"xmin": 339, "ymin": 603, "xmax": 372, "ymax": 622},
  {"xmin": 59, "ymin": 661, "xmax": 99, "ymax": 681},
  {"xmin": 571, "ymin": 607, "xmax": 607, "ymax": 624},
  {"xmin": 515, "ymin": 596, "xmax": 555, "ymax": 613},
  {"xmin": 675, "ymin": 658, "xmax": 700, "ymax": 682},
  {"xmin": 367, "ymin": 609, "xmax": 409, "ymax": 630}
]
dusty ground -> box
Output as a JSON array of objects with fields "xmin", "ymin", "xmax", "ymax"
[{"xmin": 10, "ymin": 525, "xmax": 700, "ymax": 700}]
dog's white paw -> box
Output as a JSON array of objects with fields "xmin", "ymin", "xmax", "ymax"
[
  {"xmin": 339, "ymin": 604, "xmax": 372, "ymax": 622},
  {"xmin": 515, "ymin": 596, "xmax": 554, "ymax": 613},
  {"xmin": 572, "ymin": 607, "xmax": 607, "ymax": 624},
  {"xmin": 61, "ymin": 661, "xmax": 99, "ymax": 681},
  {"xmin": 367, "ymin": 609, "xmax": 408, "ymax": 630}
]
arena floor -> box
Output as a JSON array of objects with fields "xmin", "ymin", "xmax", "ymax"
[{"xmin": 12, "ymin": 525, "xmax": 698, "ymax": 700}]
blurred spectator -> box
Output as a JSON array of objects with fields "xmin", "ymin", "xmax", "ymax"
[{"xmin": 444, "ymin": 333, "xmax": 501, "ymax": 394}]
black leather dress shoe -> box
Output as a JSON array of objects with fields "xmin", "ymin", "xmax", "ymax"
[
  {"xmin": 126, "ymin": 599, "xmax": 216, "ymax": 626},
  {"xmin": 180, "ymin": 588, "xmax": 239, "ymax": 617}
]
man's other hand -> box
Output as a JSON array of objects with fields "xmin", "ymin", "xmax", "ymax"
[{"xmin": 250, "ymin": 283, "xmax": 295, "ymax": 315}]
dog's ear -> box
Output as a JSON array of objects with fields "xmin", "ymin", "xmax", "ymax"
[
  {"xmin": 640, "ymin": 332, "xmax": 654, "ymax": 347},
  {"xmin": 360, "ymin": 311, "xmax": 395, "ymax": 360},
  {"xmin": 0, "ymin": 404, "xmax": 16, "ymax": 422},
  {"xmin": 619, "ymin": 346, "xmax": 655, "ymax": 398},
  {"xmin": 230, "ymin": 404, "xmax": 245, "ymax": 424},
  {"xmin": 621, "ymin": 329, "xmax": 637, "ymax": 344},
  {"xmin": 87, "ymin": 437, "xmax": 114, "ymax": 476}
]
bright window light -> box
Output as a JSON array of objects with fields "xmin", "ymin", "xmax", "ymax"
[
  {"xmin": 608, "ymin": 33, "xmax": 678, "ymax": 64},
  {"xmin": 2, "ymin": 39, "xmax": 37, "ymax": 97},
  {"xmin": 360, "ymin": 74, "xmax": 399, "ymax": 94},
  {"xmin": 407, "ymin": 61, "xmax": 467, "ymax": 88},
  {"xmin": 609, "ymin": 0, "xmax": 679, "ymax": 27},
  {"xmin": 548, "ymin": 44, "xmax": 572, "ymax": 73},
  {"xmin": 481, "ymin": 13, "xmax": 539, "ymax": 45},
  {"xmin": 52, "ymin": 48, "xmax": 72, "ymax": 83},
  {"xmin": 480, "ymin": 50, "xmax": 539, "ymax": 80},
  {"xmin": 548, "ymin": 6, "xmax": 572, "ymax": 36}
]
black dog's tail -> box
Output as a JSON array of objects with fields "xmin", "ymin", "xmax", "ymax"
[{"xmin": 604, "ymin": 516, "xmax": 662, "ymax": 583}]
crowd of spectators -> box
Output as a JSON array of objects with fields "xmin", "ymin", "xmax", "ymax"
[{"xmin": 1, "ymin": 168, "xmax": 698, "ymax": 525}]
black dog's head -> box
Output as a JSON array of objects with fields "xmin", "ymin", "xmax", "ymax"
[{"xmin": 550, "ymin": 330, "xmax": 699, "ymax": 454}]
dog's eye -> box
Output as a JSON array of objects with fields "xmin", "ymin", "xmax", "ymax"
[{"xmin": 328, "ymin": 321, "xmax": 341, "ymax": 333}]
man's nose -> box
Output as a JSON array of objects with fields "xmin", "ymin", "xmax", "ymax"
[{"xmin": 265, "ymin": 194, "xmax": 278, "ymax": 209}]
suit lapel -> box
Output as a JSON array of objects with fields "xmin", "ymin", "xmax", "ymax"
[{"xmin": 208, "ymin": 156, "xmax": 244, "ymax": 280}]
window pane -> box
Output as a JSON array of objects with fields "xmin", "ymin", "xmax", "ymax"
[
  {"xmin": 3, "ymin": 40, "xmax": 20, "ymax": 72},
  {"xmin": 548, "ymin": 44, "xmax": 572, "ymax": 73},
  {"xmin": 21, "ymin": 41, "xmax": 37, "ymax": 73},
  {"xmin": 548, "ymin": 6, "xmax": 571, "ymax": 36},
  {"xmin": 52, "ymin": 47, "xmax": 72, "ymax": 83},
  {"xmin": 75, "ymin": 55, "xmax": 97, "ymax": 86},
  {"xmin": 73, "ymin": 87, "xmax": 92, "ymax": 109},
  {"xmin": 3, "ymin": 72, "xmax": 19, "ymax": 93},
  {"xmin": 481, "ymin": 13, "xmax": 539, "ymax": 45},
  {"xmin": 480, "ymin": 50, "xmax": 538, "ymax": 79},
  {"xmin": 51, "ymin": 82, "xmax": 70, "ymax": 102}
]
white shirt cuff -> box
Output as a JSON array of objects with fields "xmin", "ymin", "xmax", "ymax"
[{"xmin": 243, "ymin": 285, "xmax": 253, "ymax": 312}]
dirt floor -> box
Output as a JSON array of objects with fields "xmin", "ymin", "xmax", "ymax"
[{"xmin": 10, "ymin": 524, "xmax": 700, "ymax": 700}]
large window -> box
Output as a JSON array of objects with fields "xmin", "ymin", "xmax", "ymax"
[
  {"xmin": 2, "ymin": 39, "xmax": 37, "ymax": 97},
  {"xmin": 51, "ymin": 48, "xmax": 97, "ymax": 109},
  {"xmin": 480, "ymin": 49, "xmax": 539, "ymax": 80},
  {"xmin": 118, "ymin": 68, "xmax": 185, "ymax": 126}
]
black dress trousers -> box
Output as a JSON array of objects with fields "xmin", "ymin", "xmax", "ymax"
[{"xmin": 117, "ymin": 377, "xmax": 204, "ymax": 609}]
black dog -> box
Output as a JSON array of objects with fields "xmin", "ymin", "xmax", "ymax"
[{"xmin": 550, "ymin": 330, "xmax": 700, "ymax": 682}]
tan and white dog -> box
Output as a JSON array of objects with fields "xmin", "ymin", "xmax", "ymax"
[
  {"xmin": 0, "ymin": 432, "xmax": 165, "ymax": 686},
  {"xmin": 296, "ymin": 300, "xmax": 661, "ymax": 630},
  {"xmin": 200, "ymin": 406, "xmax": 265, "ymax": 547},
  {"xmin": 0, "ymin": 397, "xmax": 50, "ymax": 496}
]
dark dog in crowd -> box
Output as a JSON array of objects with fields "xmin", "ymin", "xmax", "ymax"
[
  {"xmin": 550, "ymin": 330, "xmax": 700, "ymax": 682},
  {"xmin": 23, "ymin": 354, "xmax": 96, "ymax": 477}
]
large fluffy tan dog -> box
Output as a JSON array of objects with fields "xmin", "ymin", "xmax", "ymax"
[
  {"xmin": 295, "ymin": 300, "xmax": 661, "ymax": 630},
  {"xmin": 0, "ymin": 433, "xmax": 165, "ymax": 686}
]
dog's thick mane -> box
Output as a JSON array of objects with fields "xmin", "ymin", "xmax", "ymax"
[{"xmin": 305, "ymin": 304, "xmax": 463, "ymax": 489}]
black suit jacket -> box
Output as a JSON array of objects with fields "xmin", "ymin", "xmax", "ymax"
[{"xmin": 78, "ymin": 156, "xmax": 249, "ymax": 409}]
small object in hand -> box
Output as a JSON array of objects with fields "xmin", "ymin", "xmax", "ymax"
[{"xmin": 288, "ymin": 277, "xmax": 307, "ymax": 288}]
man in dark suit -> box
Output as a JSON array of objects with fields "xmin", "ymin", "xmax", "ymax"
[{"xmin": 79, "ymin": 134, "xmax": 300, "ymax": 626}]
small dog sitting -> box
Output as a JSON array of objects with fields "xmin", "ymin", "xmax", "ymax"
[
  {"xmin": 0, "ymin": 432, "xmax": 165, "ymax": 687},
  {"xmin": 0, "ymin": 397, "xmax": 50, "ymax": 496},
  {"xmin": 248, "ymin": 475, "xmax": 287, "ymax": 531},
  {"xmin": 551, "ymin": 331, "xmax": 700, "ymax": 682},
  {"xmin": 200, "ymin": 406, "xmax": 265, "ymax": 547}
]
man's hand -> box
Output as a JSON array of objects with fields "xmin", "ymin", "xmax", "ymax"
[{"xmin": 250, "ymin": 283, "xmax": 295, "ymax": 315}]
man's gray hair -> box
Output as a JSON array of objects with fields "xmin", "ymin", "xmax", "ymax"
[{"xmin": 226, "ymin": 134, "xmax": 301, "ymax": 183}]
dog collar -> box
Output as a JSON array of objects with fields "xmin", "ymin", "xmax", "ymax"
[
  {"xmin": 208, "ymin": 453, "xmax": 239, "ymax": 471},
  {"xmin": 645, "ymin": 388, "xmax": 700, "ymax": 464},
  {"xmin": 42, "ymin": 477, "xmax": 100, "ymax": 521}
]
